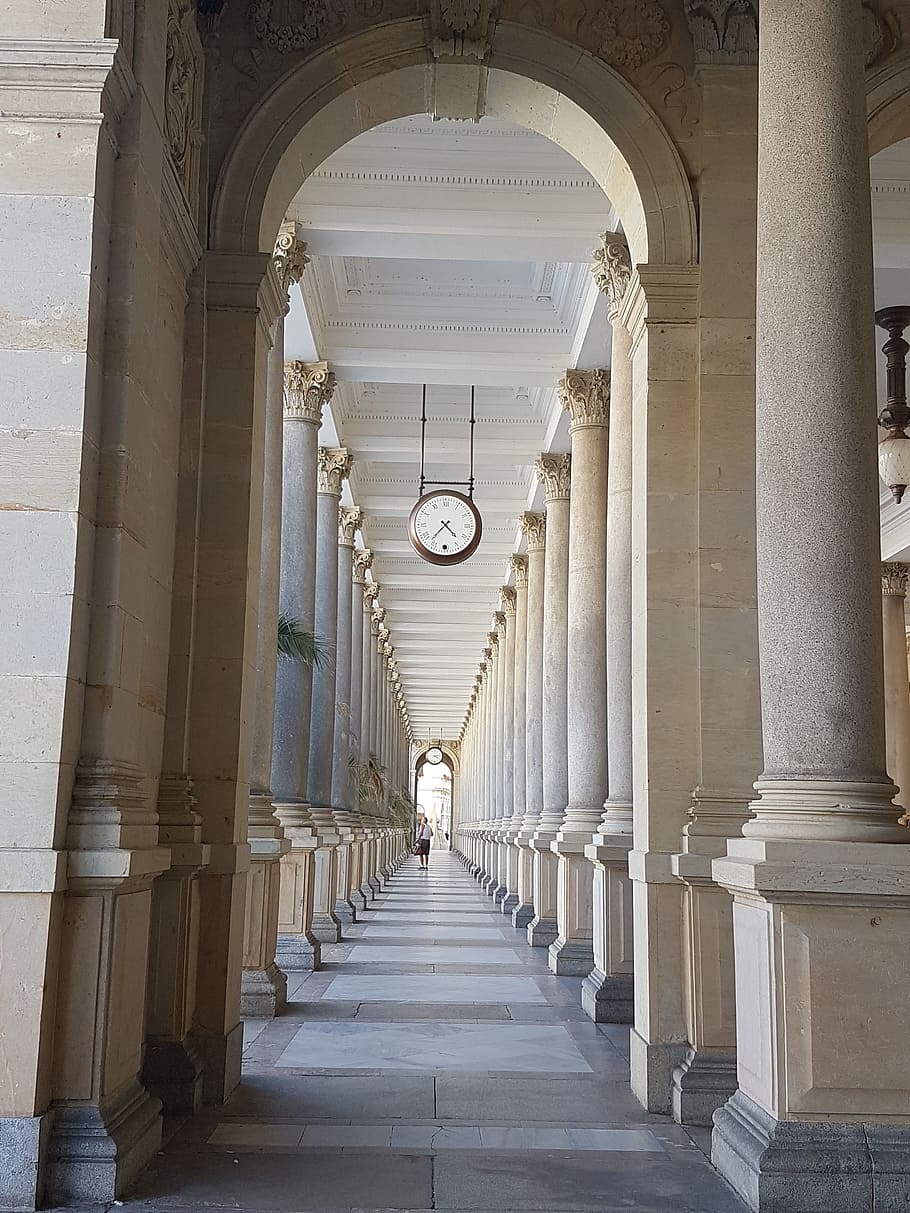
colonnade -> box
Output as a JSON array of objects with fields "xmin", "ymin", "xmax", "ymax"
[{"xmin": 241, "ymin": 223, "xmax": 412, "ymax": 1013}]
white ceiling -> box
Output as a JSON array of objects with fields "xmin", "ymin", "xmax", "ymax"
[{"xmin": 285, "ymin": 116, "xmax": 615, "ymax": 738}]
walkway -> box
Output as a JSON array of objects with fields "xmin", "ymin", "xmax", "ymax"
[{"xmin": 123, "ymin": 852, "xmax": 745, "ymax": 1213}]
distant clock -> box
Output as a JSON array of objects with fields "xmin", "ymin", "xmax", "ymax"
[
  {"xmin": 408, "ymin": 489, "xmax": 482, "ymax": 566},
  {"xmin": 426, "ymin": 746, "xmax": 444, "ymax": 765}
]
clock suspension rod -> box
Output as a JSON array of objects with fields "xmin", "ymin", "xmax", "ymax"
[
  {"xmin": 418, "ymin": 383, "xmax": 427, "ymax": 498},
  {"xmin": 468, "ymin": 385, "xmax": 476, "ymax": 500}
]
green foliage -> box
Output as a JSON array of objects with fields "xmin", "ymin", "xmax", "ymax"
[
  {"xmin": 348, "ymin": 752, "xmax": 386, "ymax": 806},
  {"xmin": 387, "ymin": 785, "xmax": 416, "ymax": 831},
  {"xmin": 277, "ymin": 613, "xmax": 334, "ymax": 669}
]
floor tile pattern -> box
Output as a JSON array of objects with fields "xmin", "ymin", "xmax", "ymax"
[{"xmin": 112, "ymin": 852, "xmax": 745, "ymax": 1213}]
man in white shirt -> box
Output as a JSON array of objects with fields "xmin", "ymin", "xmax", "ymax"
[{"xmin": 415, "ymin": 815, "xmax": 433, "ymax": 870}]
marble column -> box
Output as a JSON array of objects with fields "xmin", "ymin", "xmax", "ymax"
[
  {"xmin": 483, "ymin": 631, "xmax": 500, "ymax": 891},
  {"xmin": 307, "ymin": 446, "xmax": 350, "ymax": 942},
  {"xmin": 883, "ymin": 563, "xmax": 910, "ymax": 819},
  {"xmin": 492, "ymin": 611, "xmax": 509, "ymax": 903},
  {"xmin": 351, "ymin": 550, "xmax": 373, "ymax": 906},
  {"xmin": 332, "ymin": 505, "xmax": 362, "ymax": 924},
  {"xmin": 509, "ymin": 556, "xmax": 532, "ymax": 925},
  {"xmin": 499, "ymin": 587, "xmax": 520, "ymax": 913},
  {"xmin": 273, "ymin": 362, "xmax": 334, "ymax": 974},
  {"xmin": 516, "ymin": 515, "xmax": 546, "ymax": 928},
  {"xmin": 550, "ymin": 371, "xmax": 610, "ymax": 976},
  {"xmin": 584, "ymin": 241, "xmax": 635, "ymax": 1024},
  {"xmin": 712, "ymin": 2, "xmax": 910, "ymax": 1207},
  {"xmin": 529, "ymin": 454, "xmax": 571, "ymax": 946}
]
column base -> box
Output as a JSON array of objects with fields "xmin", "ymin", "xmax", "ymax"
[
  {"xmin": 350, "ymin": 888, "xmax": 368, "ymax": 912},
  {"xmin": 491, "ymin": 884, "xmax": 507, "ymax": 905},
  {"xmin": 368, "ymin": 875, "xmax": 382, "ymax": 894},
  {"xmin": 548, "ymin": 936, "xmax": 594, "ymax": 976},
  {"xmin": 45, "ymin": 1081, "xmax": 161, "ymax": 1205},
  {"xmin": 198, "ymin": 1021, "xmax": 244, "ymax": 1105},
  {"xmin": 240, "ymin": 961, "xmax": 288, "ymax": 1019},
  {"xmin": 311, "ymin": 911, "xmax": 343, "ymax": 942},
  {"xmin": 526, "ymin": 916, "xmax": 558, "ymax": 947},
  {"xmin": 359, "ymin": 881, "xmax": 375, "ymax": 903},
  {"xmin": 511, "ymin": 901, "xmax": 534, "ymax": 929},
  {"xmin": 142, "ymin": 1035, "xmax": 205, "ymax": 1116},
  {"xmin": 500, "ymin": 892, "xmax": 519, "ymax": 914},
  {"xmin": 712, "ymin": 1089, "xmax": 910, "ymax": 1213},
  {"xmin": 334, "ymin": 898, "xmax": 357, "ymax": 925},
  {"xmin": 276, "ymin": 931, "xmax": 320, "ymax": 971},
  {"xmin": 671, "ymin": 1047, "xmax": 736, "ymax": 1127},
  {"xmin": 629, "ymin": 1029, "xmax": 687, "ymax": 1114},
  {"xmin": 0, "ymin": 1113, "xmax": 50, "ymax": 1212},
  {"xmin": 580, "ymin": 968, "xmax": 633, "ymax": 1023}
]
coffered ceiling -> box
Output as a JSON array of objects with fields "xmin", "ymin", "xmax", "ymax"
[{"xmin": 285, "ymin": 116, "xmax": 615, "ymax": 739}]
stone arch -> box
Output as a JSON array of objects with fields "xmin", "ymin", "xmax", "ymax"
[
  {"xmin": 210, "ymin": 17, "xmax": 697, "ymax": 269},
  {"xmin": 867, "ymin": 53, "xmax": 910, "ymax": 153},
  {"xmin": 414, "ymin": 742, "xmax": 460, "ymax": 777}
]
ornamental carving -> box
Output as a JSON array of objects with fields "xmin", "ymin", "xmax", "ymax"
[
  {"xmin": 593, "ymin": 0, "xmax": 670, "ymax": 71},
  {"xmin": 353, "ymin": 548, "xmax": 374, "ymax": 582},
  {"xmin": 494, "ymin": 610, "xmax": 507, "ymax": 635},
  {"xmin": 520, "ymin": 510, "xmax": 546, "ymax": 551},
  {"xmin": 378, "ymin": 625, "xmax": 390, "ymax": 644},
  {"xmin": 592, "ymin": 232, "xmax": 632, "ymax": 315},
  {"xmin": 430, "ymin": 0, "xmax": 498, "ymax": 59},
  {"xmin": 317, "ymin": 446, "xmax": 351, "ymax": 495},
  {"xmin": 535, "ymin": 453, "xmax": 572, "ymax": 501},
  {"xmin": 364, "ymin": 582, "xmax": 381, "ymax": 606},
  {"xmin": 284, "ymin": 360, "xmax": 335, "ymax": 423},
  {"xmin": 864, "ymin": 2, "xmax": 901, "ymax": 68},
  {"xmin": 487, "ymin": 630, "xmax": 499, "ymax": 648},
  {"xmin": 372, "ymin": 606, "xmax": 386, "ymax": 630},
  {"xmin": 273, "ymin": 220, "xmax": 310, "ymax": 298},
  {"xmin": 338, "ymin": 505, "xmax": 363, "ymax": 546},
  {"xmin": 165, "ymin": 0, "xmax": 203, "ymax": 212},
  {"xmin": 510, "ymin": 553, "xmax": 529, "ymax": 587},
  {"xmin": 499, "ymin": 585, "xmax": 517, "ymax": 614},
  {"xmin": 882, "ymin": 561, "xmax": 909, "ymax": 597},
  {"xmin": 559, "ymin": 368, "xmax": 611, "ymax": 429},
  {"xmin": 249, "ymin": 0, "xmax": 387, "ymax": 51},
  {"xmin": 684, "ymin": 0, "xmax": 757, "ymax": 64}
]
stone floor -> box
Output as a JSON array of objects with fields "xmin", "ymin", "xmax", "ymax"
[{"xmin": 116, "ymin": 852, "xmax": 746, "ymax": 1213}]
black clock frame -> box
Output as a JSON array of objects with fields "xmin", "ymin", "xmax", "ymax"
[{"xmin": 408, "ymin": 489, "xmax": 483, "ymax": 567}]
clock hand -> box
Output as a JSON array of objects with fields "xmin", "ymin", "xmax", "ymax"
[
  {"xmin": 440, "ymin": 520, "xmax": 456, "ymax": 536},
  {"xmin": 431, "ymin": 524, "xmax": 447, "ymax": 541}
]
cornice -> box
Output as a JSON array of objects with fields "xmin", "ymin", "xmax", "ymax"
[
  {"xmin": 322, "ymin": 319, "xmax": 568, "ymax": 337},
  {"xmin": 309, "ymin": 168, "xmax": 600, "ymax": 191}
]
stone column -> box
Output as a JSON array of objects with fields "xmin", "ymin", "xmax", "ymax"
[
  {"xmin": 550, "ymin": 371, "xmax": 610, "ymax": 976},
  {"xmin": 351, "ymin": 550, "xmax": 372, "ymax": 906},
  {"xmin": 492, "ymin": 611, "xmax": 509, "ymax": 903},
  {"xmin": 883, "ymin": 563, "xmax": 910, "ymax": 818},
  {"xmin": 516, "ymin": 515, "xmax": 546, "ymax": 928},
  {"xmin": 529, "ymin": 454, "xmax": 571, "ymax": 946},
  {"xmin": 332, "ymin": 505, "xmax": 362, "ymax": 924},
  {"xmin": 483, "ymin": 632, "xmax": 499, "ymax": 891},
  {"xmin": 712, "ymin": 3, "xmax": 910, "ymax": 1207},
  {"xmin": 241, "ymin": 222, "xmax": 308, "ymax": 1018},
  {"xmin": 273, "ymin": 363, "xmax": 333, "ymax": 974},
  {"xmin": 509, "ymin": 557, "xmax": 531, "ymax": 924},
  {"xmin": 499, "ymin": 586, "xmax": 520, "ymax": 913},
  {"xmin": 584, "ymin": 239, "xmax": 635, "ymax": 1024}
]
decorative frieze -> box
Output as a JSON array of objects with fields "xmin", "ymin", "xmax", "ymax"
[
  {"xmin": 317, "ymin": 446, "xmax": 351, "ymax": 495},
  {"xmin": 558, "ymin": 369, "xmax": 611, "ymax": 430},
  {"xmin": 273, "ymin": 220, "xmax": 310, "ymax": 298},
  {"xmin": 883, "ymin": 561, "xmax": 910, "ymax": 598},
  {"xmin": 535, "ymin": 453, "xmax": 572, "ymax": 501},
  {"xmin": 430, "ymin": 0, "xmax": 498, "ymax": 59},
  {"xmin": 592, "ymin": 0, "xmax": 670, "ymax": 71},
  {"xmin": 510, "ymin": 553, "xmax": 529, "ymax": 588},
  {"xmin": 284, "ymin": 360, "xmax": 335, "ymax": 423},
  {"xmin": 499, "ymin": 586, "xmax": 517, "ymax": 615},
  {"xmin": 165, "ymin": 0, "xmax": 203, "ymax": 214},
  {"xmin": 592, "ymin": 232, "xmax": 632, "ymax": 316},
  {"xmin": 520, "ymin": 511, "xmax": 546, "ymax": 552},
  {"xmin": 338, "ymin": 505, "xmax": 363, "ymax": 547},
  {"xmin": 684, "ymin": 0, "xmax": 758, "ymax": 64},
  {"xmin": 353, "ymin": 548, "xmax": 374, "ymax": 583}
]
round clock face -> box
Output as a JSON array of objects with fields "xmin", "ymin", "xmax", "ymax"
[
  {"xmin": 426, "ymin": 746, "xmax": 444, "ymax": 765},
  {"xmin": 408, "ymin": 489, "xmax": 482, "ymax": 566}
]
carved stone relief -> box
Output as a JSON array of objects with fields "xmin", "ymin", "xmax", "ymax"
[
  {"xmin": 864, "ymin": 2, "xmax": 902, "ymax": 68},
  {"xmin": 592, "ymin": 0, "xmax": 671, "ymax": 71},
  {"xmin": 249, "ymin": 0, "xmax": 386, "ymax": 50},
  {"xmin": 684, "ymin": 0, "xmax": 757, "ymax": 64},
  {"xmin": 430, "ymin": 0, "xmax": 498, "ymax": 59},
  {"xmin": 165, "ymin": 0, "xmax": 203, "ymax": 213}
]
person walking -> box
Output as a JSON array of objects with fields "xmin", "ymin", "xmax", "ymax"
[{"xmin": 415, "ymin": 815, "xmax": 433, "ymax": 870}]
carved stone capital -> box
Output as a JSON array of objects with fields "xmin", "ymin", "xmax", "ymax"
[
  {"xmin": 483, "ymin": 646, "xmax": 493, "ymax": 662},
  {"xmin": 883, "ymin": 561, "xmax": 909, "ymax": 598},
  {"xmin": 430, "ymin": 0, "xmax": 498, "ymax": 60},
  {"xmin": 317, "ymin": 446, "xmax": 351, "ymax": 496},
  {"xmin": 509, "ymin": 553, "xmax": 529, "ymax": 589},
  {"xmin": 592, "ymin": 231, "xmax": 632, "ymax": 315},
  {"xmin": 535, "ymin": 453, "xmax": 572, "ymax": 502},
  {"xmin": 559, "ymin": 369, "xmax": 610, "ymax": 430},
  {"xmin": 338, "ymin": 505, "xmax": 363, "ymax": 547},
  {"xmin": 487, "ymin": 629, "xmax": 499, "ymax": 649},
  {"xmin": 378, "ymin": 626, "xmax": 390, "ymax": 645},
  {"xmin": 684, "ymin": 0, "xmax": 758, "ymax": 65},
  {"xmin": 383, "ymin": 642, "xmax": 394, "ymax": 659},
  {"xmin": 353, "ymin": 548, "xmax": 374, "ymax": 583},
  {"xmin": 520, "ymin": 510, "xmax": 546, "ymax": 552},
  {"xmin": 372, "ymin": 606, "xmax": 386, "ymax": 631},
  {"xmin": 273, "ymin": 220, "xmax": 310, "ymax": 299},
  {"xmin": 499, "ymin": 586, "xmax": 517, "ymax": 615},
  {"xmin": 284, "ymin": 360, "xmax": 335, "ymax": 423}
]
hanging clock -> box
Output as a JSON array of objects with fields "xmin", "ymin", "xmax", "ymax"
[
  {"xmin": 425, "ymin": 746, "xmax": 444, "ymax": 765},
  {"xmin": 408, "ymin": 386, "xmax": 483, "ymax": 567}
]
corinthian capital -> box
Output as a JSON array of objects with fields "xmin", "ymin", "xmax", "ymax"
[
  {"xmin": 353, "ymin": 548, "xmax": 373, "ymax": 583},
  {"xmin": 535, "ymin": 453, "xmax": 571, "ymax": 502},
  {"xmin": 883, "ymin": 561, "xmax": 910, "ymax": 598},
  {"xmin": 317, "ymin": 446, "xmax": 351, "ymax": 495},
  {"xmin": 273, "ymin": 220, "xmax": 310, "ymax": 299},
  {"xmin": 499, "ymin": 585, "xmax": 517, "ymax": 615},
  {"xmin": 591, "ymin": 231, "xmax": 632, "ymax": 315},
  {"xmin": 559, "ymin": 368, "xmax": 610, "ymax": 430},
  {"xmin": 284, "ymin": 360, "xmax": 335, "ymax": 423},
  {"xmin": 684, "ymin": 0, "xmax": 758, "ymax": 65},
  {"xmin": 520, "ymin": 511, "xmax": 546, "ymax": 552},
  {"xmin": 510, "ymin": 553, "xmax": 529, "ymax": 587},
  {"xmin": 338, "ymin": 505, "xmax": 363, "ymax": 547}
]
